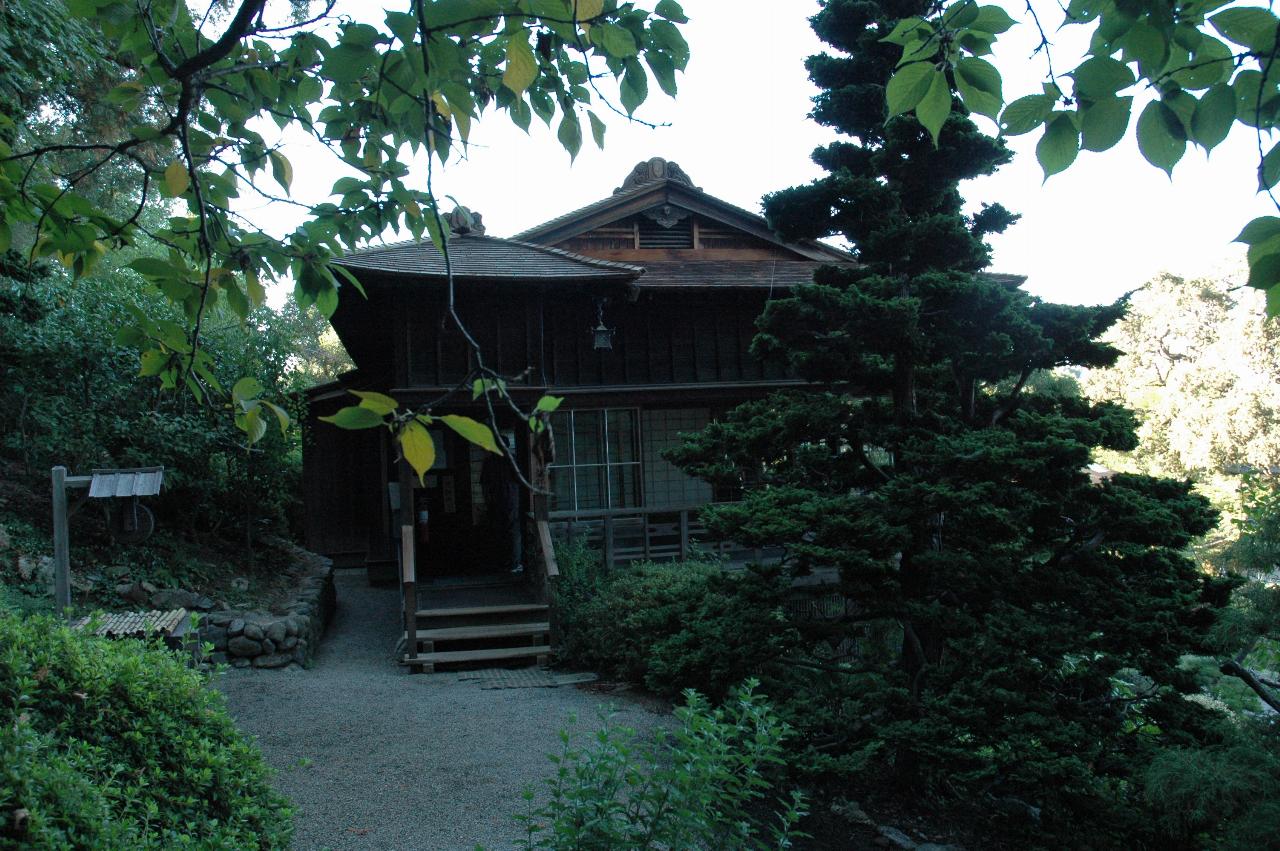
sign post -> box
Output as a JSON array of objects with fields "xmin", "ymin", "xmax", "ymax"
[{"xmin": 49, "ymin": 466, "xmax": 164, "ymax": 621}]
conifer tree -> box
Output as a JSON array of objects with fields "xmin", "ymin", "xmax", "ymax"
[{"xmin": 671, "ymin": 0, "xmax": 1235, "ymax": 840}]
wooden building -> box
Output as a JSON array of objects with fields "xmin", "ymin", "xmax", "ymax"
[{"xmin": 303, "ymin": 157, "xmax": 852, "ymax": 600}]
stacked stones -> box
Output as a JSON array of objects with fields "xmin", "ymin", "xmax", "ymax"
[{"xmin": 199, "ymin": 551, "xmax": 335, "ymax": 669}]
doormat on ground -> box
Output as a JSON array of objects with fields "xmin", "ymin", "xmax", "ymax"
[{"xmin": 457, "ymin": 668, "xmax": 599, "ymax": 689}]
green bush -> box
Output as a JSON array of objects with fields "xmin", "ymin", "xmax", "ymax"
[
  {"xmin": 554, "ymin": 544, "xmax": 799, "ymax": 699},
  {"xmin": 514, "ymin": 682, "xmax": 806, "ymax": 850},
  {"xmin": 0, "ymin": 614, "xmax": 292, "ymax": 849}
]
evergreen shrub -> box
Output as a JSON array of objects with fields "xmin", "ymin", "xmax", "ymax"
[
  {"xmin": 0, "ymin": 614, "xmax": 292, "ymax": 849},
  {"xmin": 553, "ymin": 542, "xmax": 798, "ymax": 699}
]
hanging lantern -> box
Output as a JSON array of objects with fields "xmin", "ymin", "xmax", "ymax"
[{"xmin": 591, "ymin": 300, "xmax": 614, "ymax": 351}]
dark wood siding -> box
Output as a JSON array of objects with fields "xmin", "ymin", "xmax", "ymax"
[
  {"xmin": 400, "ymin": 285, "xmax": 787, "ymax": 390},
  {"xmin": 303, "ymin": 394, "xmax": 385, "ymax": 564}
]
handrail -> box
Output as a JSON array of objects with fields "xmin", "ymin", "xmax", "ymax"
[
  {"xmin": 547, "ymin": 504, "xmax": 711, "ymax": 520},
  {"xmin": 536, "ymin": 519, "xmax": 559, "ymax": 580}
]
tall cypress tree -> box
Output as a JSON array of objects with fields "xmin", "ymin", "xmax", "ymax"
[{"xmin": 671, "ymin": 0, "xmax": 1233, "ymax": 841}]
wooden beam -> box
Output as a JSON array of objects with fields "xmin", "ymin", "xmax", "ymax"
[{"xmin": 51, "ymin": 466, "xmax": 71, "ymax": 616}]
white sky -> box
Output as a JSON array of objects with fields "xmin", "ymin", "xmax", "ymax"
[{"xmin": 258, "ymin": 0, "xmax": 1273, "ymax": 307}]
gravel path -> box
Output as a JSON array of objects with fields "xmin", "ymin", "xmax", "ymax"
[{"xmin": 218, "ymin": 569, "xmax": 669, "ymax": 851}]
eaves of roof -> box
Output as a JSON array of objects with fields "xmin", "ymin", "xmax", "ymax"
[{"xmin": 332, "ymin": 234, "xmax": 645, "ymax": 281}]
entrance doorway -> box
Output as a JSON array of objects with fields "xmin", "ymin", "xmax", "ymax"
[{"xmin": 408, "ymin": 426, "xmax": 525, "ymax": 580}]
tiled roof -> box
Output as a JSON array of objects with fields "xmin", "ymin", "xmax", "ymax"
[{"xmin": 333, "ymin": 234, "xmax": 644, "ymax": 280}]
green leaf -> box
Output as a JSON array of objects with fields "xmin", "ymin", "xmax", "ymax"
[
  {"xmin": 1234, "ymin": 216, "xmax": 1280, "ymax": 244},
  {"xmin": 351, "ymin": 390, "xmax": 398, "ymax": 415},
  {"xmin": 260, "ymin": 400, "xmax": 291, "ymax": 436},
  {"xmin": 557, "ymin": 112, "xmax": 582, "ymax": 160},
  {"xmin": 1211, "ymin": 7, "xmax": 1279, "ymax": 52},
  {"xmin": 595, "ymin": 23, "xmax": 639, "ymax": 57},
  {"xmin": 0, "ymin": 220, "xmax": 10, "ymax": 254},
  {"xmin": 880, "ymin": 17, "xmax": 932, "ymax": 46},
  {"xmin": 129, "ymin": 257, "xmax": 177, "ymax": 278},
  {"xmin": 384, "ymin": 10, "xmax": 419, "ymax": 44},
  {"xmin": 1247, "ymin": 251, "xmax": 1280, "ymax": 289},
  {"xmin": 1119, "ymin": 20, "xmax": 1170, "ymax": 79},
  {"xmin": 319, "ymin": 405, "xmax": 385, "ymax": 430},
  {"xmin": 941, "ymin": 1, "xmax": 979, "ymax": 29},
  {"xmin": 268, "ymin": 150, "xmax": 292, "ymax": 194},
  {"xmin": 1080, "ymin": 96, "xmax": 1132, "ymax": 152},
  {"xmin": 886, "ymin": 62, "xmax": 936, "ymax": 117},
  {"xmin": 535, "ymin": 395, "xmax": 563, "ymax": 413},
  {"xmin": 1070, "ymin": 56, "xmax": 1135, "ymax": 99},
  {"xmin": 246, "ymin": 269, "xmax": 266, "ymax": 307},
  {"xmin": 1136, "ymin": 100, "xmax": 1187, "ymax": 176},
  {"xmin": 619, "ymin": 59, "xmax": 648, "ymax": 114},
  {"xmin": 1169, "ymin": 36, "xmax": 1233, "ymax": 90},
  {"xmin": 955, "ymin": 56, "xmax": 1002, "ymax": 119},
  {"xmin": 441, "ymin": 414, "xmax": 501, "ymax": 454},
  {"xmin": 238, "ymin": 406, "xmax": 267, "ymax": 445},
  {"xmin": 399, "ymin": 420, "xmax": 436, "ymax": 483},
  {"xmin": 915, "ymin": 68, "xmax": 952, "ymax": 145},
  {"xmin": 1000, "ymin": 94, "xmax": 1054, "ymax": 135},
  {"xmin": 653, "ymin": 0, "xmax": 687, "ymax": 23},
  {"xmin": 1267, "ymin": 284, "xmax": 1280, "ymax": 316},
  {"xmin": 1261, "ymin": 142, "xmax": 1280, "ymax": 190},
  {"xmin": 970, "ymin": 5, "xmax": 1016, "ymax": 34},
  {"xmin": 588, "ymin": 111, "xmax": 606, "ymax": 149},
  {"xmin": 646, "ymin": 52, "xmax": 678, "ymax": 97},
  {"xmin": 1190, "ymin": 83, "xmax": 1235, "ymax": 151},
  {"xmin": 503, "ymin": 35, "xmax": 538, "ymax": 94},
  {"xmin": 1037, "ymin": 113, "xmax": 1080, "ymax": 179},
  {"xmin": 232, "ymin": 376, "xmax": 264, "ymax": 403},
  {"xmin": 163, "ymin": 161, "xmax": 188, "ymax": 197},
  {"xmin": 139, "ymin": 349, "xmax": 169, "ymax": 377},
  {"xmin": 322, "ymin": 42, "xmax": 377, "ymax": 84}
]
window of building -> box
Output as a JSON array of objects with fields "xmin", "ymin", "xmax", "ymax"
[{"xmin": 549, "ymin": 409, "xmax": 641, "ymax": 512}]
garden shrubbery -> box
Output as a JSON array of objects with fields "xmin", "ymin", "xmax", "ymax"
[
  {"xmin": 515, "ymin": 682, "xmax": 806, "ymax": 850},
  {"xmin": 0, "ymin": 614, "xmax": 292, "ymax": 849},
  {"xmin": 553, "ymin": 541, "xmax": 799, "ymax": 699}
]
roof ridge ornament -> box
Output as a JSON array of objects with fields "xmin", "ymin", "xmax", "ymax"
[
  {"xmin": 447, "ymin": 206, "xmax": 485, "ymax": 235},
  {"xmin": 614, "ymin": 157, "xmax": 699, "ymax": 194}
]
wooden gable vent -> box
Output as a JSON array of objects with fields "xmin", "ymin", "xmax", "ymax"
[{"xmin": 638, "ymin": 205, "xmax": 693, "ymax": 249}]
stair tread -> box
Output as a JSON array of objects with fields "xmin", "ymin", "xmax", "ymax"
[
  {"xmin": 412, "ymin": 622, "xmax": 550, "ymax": 641},
  {"xmin": 401, "ymin": 645, "xmax": 552, "ymax": 665},
  {"xmin": 416, "ymin": 603, "xmax": 548, "ymax": 618}
]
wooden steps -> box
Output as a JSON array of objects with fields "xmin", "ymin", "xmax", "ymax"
[
  {"xmin": 414, "ymin": 621, "xmax": 550, "ymax": 642},
  {"xmin": 402, "ymin": 645, "xmax": 552, "ymax": 670},
  {"xmin": 415, "ymin": 603, "xmax": 547, "ymax": 619},
  {"xmin": 401, "ymin": 600, "xmax": 552, "ymax": 674}
]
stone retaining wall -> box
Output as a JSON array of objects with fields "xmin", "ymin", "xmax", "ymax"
[{"xmin": 199, "ymin": 548, "xmax": 335, "ymax": 669}]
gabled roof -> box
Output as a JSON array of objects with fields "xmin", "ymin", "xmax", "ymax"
[
  {"xmin": 514, "ymin": 157, "xmax": 854, "ymax": 264},
  {"xmin": 333, "ymin": 233, "xmax": 644, "ymax": 281}
]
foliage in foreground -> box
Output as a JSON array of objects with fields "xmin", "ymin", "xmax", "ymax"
[
  {"xmin": 0, "ymin": 614, "xmax": 291, "ymax": 849},
  {"xmin": 553, "ymin": 541, "xmax": 799, "ymax": 699},
  {"xmin": 513, "ymin": 683, "xmax": 806, "ymax": 851},
  {"xmin": 880, "ymin": 0, "xmax": 1280, "ymax": 310}
]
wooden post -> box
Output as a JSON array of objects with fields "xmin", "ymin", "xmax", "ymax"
[
  {"xmin": 51, "ymin": 466, "xmax": 71, "ymax": 616},
  {"xmin": 397, "ymin": 461, "xmax": 418, "ymax": 668},
  {"xmin": 678, "ymin": 510, "xmax": 689, "ymax": 562},
  {"xmin": 603, "ymin": 514, "xmax": 615, "ymax": 570}
]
